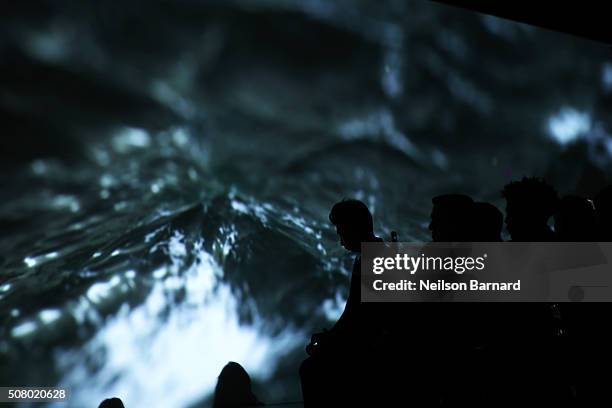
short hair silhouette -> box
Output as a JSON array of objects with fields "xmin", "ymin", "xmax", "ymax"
[
  {"xmin": 471, "ymin": 201, "xmax": 503, "ymax": 241},
  {"xmin": 329, "ymin": 199, "xmax": 373, "ymax": 232},
  {"xmin": 501, "ymin": 177, "xmax": 559, "ymax": 241},
  {"xmin": 98, "ymin": 398, "xmax": 125, "ymax": 408},
  {"xmin": 429, "ymin": 194, "xmax": 473, "ymax": 242},
  {"xmin": 329, "ymin": 199, "xmax": 375, "ymax": 251},
  {"xmin": 554, "ymin": 195, "xmax": 596, "ymax": 241},
  {"xmin": 213, "ymin": 361, "xmax": 263, "ymax": 408}
]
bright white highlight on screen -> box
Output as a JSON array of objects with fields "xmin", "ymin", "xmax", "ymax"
[{"xmin": 548, "ymin": 108, "xmax": 591, "ymax": 145}]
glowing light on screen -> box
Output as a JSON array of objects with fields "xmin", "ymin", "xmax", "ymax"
[
  {"xmin": 52, "ymin": 232, "xmax": 303, "ymax": 408},
  {"xmin": 548, "ymin": 107, "xmax": 591, "ymax": 145}
]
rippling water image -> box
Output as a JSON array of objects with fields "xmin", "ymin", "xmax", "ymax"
[{"xmin": 1, "ymin": 1, "xmax": 612, "ymax": 406}]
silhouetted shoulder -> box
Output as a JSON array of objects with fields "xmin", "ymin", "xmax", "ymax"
[
  {"xmin": 554, "ymin": 195, "xmax": 596, "ymax": 241},
  {"xmin": 594, "ymin": 185, "xmax": 612, "ymax": 241}
]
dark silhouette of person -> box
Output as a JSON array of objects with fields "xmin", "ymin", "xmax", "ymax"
[
  {"xmin": 501, "ymin": 177, "xmax": 559, "ymax": 241},
  {"xmin": 441, "ymin": 200, "xmax": 503, "ymax": 406},
  {"xmin": 500, "ymin": 178, "xmax": 572, "ymax": 404},
  {"xmin": 594, "ymin": 185, "xmax": 612, "ymax": 241},
  {"xmin": 471, "ymin": 201, "xmax": 503, "ymax": 241},
  {"xmin": 554, "ymin": 195, "xmax": 597, "ymax": 241},
  {"xmin": 425, "ymin": 194, "xmax": 501, "ymax": 405},
  {"xmin": 565, "ymin": 186, "xmax": 612, "ymax": 404},
  {"xmin": 299, "ymin": 199, "xmax": 382, "ymax": 406},
  {"xmin": 429, "ymin": 194, "xmax": 474, "ymax": 242},
  {"xmin": 358, "ymin": 193, "xmax": 475, "ymax": 405},
  {"xmin": 550, "ymin": 195, "xmax": 598, "ymax": 384},
  {"xmin": 98, "ymin": 398, "xmax": 125, "ymax": 408},
  {"xmin": 213, "ymin": 362, "xmax": 264, "ymax": 408}
]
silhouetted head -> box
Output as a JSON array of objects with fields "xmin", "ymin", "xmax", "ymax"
[
  {"xmin": 471, "ymin": 202, "xmax": 503, "ymax": 241},
  {"xmin": 329, "ymin": 199, "xmax": 376, "ymax": 252},
  {"xmin": 501, "ymin": 177, "xmax": 559, "ymax": 241},
  {"xmin": 594, "ymin": 185, "xmax": 612, "ymax": 240},
  {"xmin": 213, "ymin": 362, "xmax": 262, "ymax": 408},
  {"xmin": 429, "ymin": 194, "xmax": 473, "ymax": 242},
  {"xmin": 554, "ymin": 195, "xmax": 596, "ymax": 241},
  {"xmin": 98, "ymin": 398, "xmax": 125, "ymax": 408}
]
